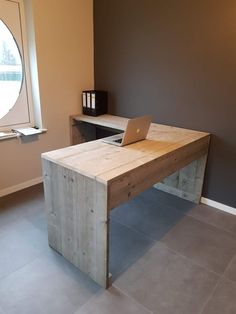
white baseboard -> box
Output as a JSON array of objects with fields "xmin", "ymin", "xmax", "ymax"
[
  {"xmin": 0, "ymin": 177, "xmax": 43, "ymax": 197},
  {"xmin": 201, "ymin": 197, "xmax": 236, "ymax": 216}
]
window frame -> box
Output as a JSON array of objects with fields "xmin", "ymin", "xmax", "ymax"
[{"xmin": 0, "ymin": 0, "xmax": 35, "ymax": 132}]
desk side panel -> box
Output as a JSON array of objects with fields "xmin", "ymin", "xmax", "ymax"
[
  {"xmin": 154, "ymin": 154, "xmax": 208, "ymax": 203},
  {"xmin": 70, "ymin": 115, "xmax": 97, "ymax": 145},
  {"xmin": 42, "ymin": 158, "xmax": 109, "ymax": 288},
  {"xmin": 108, "ymin": 136, "xmax": 209, "ymax": 210}
]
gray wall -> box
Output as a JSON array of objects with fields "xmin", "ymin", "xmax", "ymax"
[{"xmin": 94, "ymin": 0, "xmax": 236, "ymax": 207}]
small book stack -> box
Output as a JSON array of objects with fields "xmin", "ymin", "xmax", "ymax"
[{"xmin": 82, "ymin": 90, "xmax": 108, "ymax": 116}]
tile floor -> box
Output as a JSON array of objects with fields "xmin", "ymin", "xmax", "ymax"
[{"xmin": 0, "ymin": 184, "xmax": 235, "ymax": 314}]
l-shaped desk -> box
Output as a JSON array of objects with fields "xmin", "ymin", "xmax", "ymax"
[{"xmin": 42, "ymin": 114, "xmax": 210, "ymax": 288}]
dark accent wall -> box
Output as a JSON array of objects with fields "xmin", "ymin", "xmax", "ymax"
[{"xmin": 94, "ymin": 0, "xmax": 236, "ymax": 207}]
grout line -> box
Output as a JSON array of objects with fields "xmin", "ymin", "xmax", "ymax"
[
  {"xmin": 110, "ymin": 217, "xmax": 157, "ymax": 243},
  {"xmin": 220, "ymin": 275, "xmax": 236, "ymax": 286},
  {"xmin": 198, "ymin": 277, "xmax": 221, "ymax": 314},
  {"xmin": 2, "ymin": 185, "xmax": 235, "ymax": 314},
  {"xmin": 138, "ymin": 192, "xmax": 193, "ymax": 215},
  {"xmin": 110, "ymin": 221, "xmax": 157, "ymax": 279},
  {"xmin": 179, "ymin": 213, "xmax": 236, "ymax": 242},
  {"xmin": 0, "ymin": 247, "xmax": 48, "ymax": 283},
  {"xmin": 221, "ymin": 253, "xmax": 236, "ymax": 283},
  {"xmin": 162, "ymin": 241, "xmax": 236, "ymax": 288},
  {"xmin": 113, "ymin": 284, "xmax": 154, "ymax": 314},
  {"xmin": 72, "ymin": 288, "xmax": 103, "ymax": 314},
  {"xmin": 109, "ymin": 220, "xmax": 157, "ymax": 282},
  {"xmin": 73, "ymin": 283, "xmax": 154, "ymax": 314},
  {"xmin": 111, "ymin": 241, "xmax": 155, "ymax": 282},
  {"xmin": 111, "ymin": 213, "xmax": 236, "ymax": 280},
  {"xmin": 111, "ymin": 206, "xmax": 187, "ymax": 243},
  {"xmin": 159, "ymin": 241, "xmax": 221, "ymax": 278},
  {"xmin": 186, "ymin": 212, "xmax": 236, "ymax": 239}
]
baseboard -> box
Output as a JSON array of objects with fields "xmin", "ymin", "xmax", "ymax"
[
  {"xmin": 0, "ymin": 177, "xmax": 43, "ymax": 197},
  {"xmin": 201, "ymin": 197, "xmax": 236, "ymax": 216}
]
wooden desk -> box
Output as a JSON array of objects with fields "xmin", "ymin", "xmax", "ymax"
[{"xmin": 42, "ymin": 114, "xmax": 210, "ymax": 288}]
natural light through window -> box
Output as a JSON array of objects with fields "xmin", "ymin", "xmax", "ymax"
[{"xmin": 0, "ymin": 19, "xmax": 23, "ymax": 120}]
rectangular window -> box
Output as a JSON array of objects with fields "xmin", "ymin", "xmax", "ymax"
[{"xmin": 0, "ymin": 0, "xmax": 34, "ymax": 131}]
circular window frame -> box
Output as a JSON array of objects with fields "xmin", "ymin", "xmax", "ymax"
[{"xmin": 0, "ymin": 18, "xmax": 24, "ymax": 120}]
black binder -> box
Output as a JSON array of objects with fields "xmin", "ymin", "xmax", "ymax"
[{"xmin": 82, "ymin": 90, "xmax": 108, "ymax": 116}]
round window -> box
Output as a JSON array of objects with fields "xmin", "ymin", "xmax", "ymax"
[{"xmin": 0, "ymin": 19, "xmax": 23, "ymax": 119}]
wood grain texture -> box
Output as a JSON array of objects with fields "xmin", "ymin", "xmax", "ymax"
[
  {"xmin": 154, "ymin": 154, "xmax": 208, "ymax": 203},
  {"xmin": 42, "ymin": 114, "xmax": 210, "ymax": 288},
  {"xmin": 72, "ymin": 114, "xmax": 128, "ymax": 131},
  {"xmin": 42, "ymin": 159, "xmax": 109, "ymax": 287},
  {"xmin": 44, "ymin": 116, "xmax": 209, "ymax": 184},
  {"xmin": 106, "ymin": 136, "xmax": 209, "ymax": 209}
]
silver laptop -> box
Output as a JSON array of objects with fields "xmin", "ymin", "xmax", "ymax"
[{"xmin": 102, "ymin": 115, "xmax": 152, "ymax": 146}]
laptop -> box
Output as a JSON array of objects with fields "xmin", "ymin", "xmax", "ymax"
[{"xmin": 102, "ymin": 115, "xmax": 152, "ymax": 146}]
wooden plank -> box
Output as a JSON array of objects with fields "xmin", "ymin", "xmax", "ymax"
[
  {"xmin": 154, "ymin": 154, "xmax": 208, "ymax": 203},
  {"xmin": 99, "ymin": 134, "xmax": 209, "ymax": 182},
  {"xmin": 73, "ymin": 114, "xmax": 209, "ymax": 140},
  {"xmin": 42, "ymin": 158, "xmax": 109, "ymax": 288},
  {"xmin": 42, "ymin": 160, "xmax": 63, "ymax": 253},
  {"xmin": 107, "ymin": 136, "xmax": 209, "ymax": 209},
  {"xmin": 43, "ymin": 131, "xmax": 210, "ymax": 183},
  {"xmin": 72, "ymin": 114, "xmax": 128, "ymax": 131}
]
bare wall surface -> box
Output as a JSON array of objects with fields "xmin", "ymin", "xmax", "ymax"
[
  {"xmin": 0, "ymin": 0, "xmax": 94, "ymax": 191},
  {"xmin": 94, "ymin": 0, "xmax": 236, "ymax": 207}
]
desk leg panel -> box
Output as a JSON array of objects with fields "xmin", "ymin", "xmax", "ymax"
[
  {"xmin": 42, "ymin": 160, "xmax": 63, "ymax": 253},
  {"xmin": 154, "ymin": 154, "xmax": 208, "ymax": 203},
  {"xmin": 42, "ymin": 159, "xmax": 109, "ymax": 288},
  {"xmin": 70, "ymin": 118, "xmax": 96, "ymax": 145}
]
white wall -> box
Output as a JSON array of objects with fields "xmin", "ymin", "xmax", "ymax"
[{"xmin": 0, "ymin": 0, "xmax": 94, "ymax": 194}]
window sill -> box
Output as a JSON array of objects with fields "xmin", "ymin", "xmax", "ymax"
[
  {"xmin": 0, "ymin": 132, "xmax": 18, "ymax": 141},
  {"xmin": 0, "ymin": 128, "xmax": 47, "ymax": 141}
]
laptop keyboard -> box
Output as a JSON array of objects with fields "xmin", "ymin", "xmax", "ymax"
[{"xmin": 114, "ymin": 138, "xmax": 122, "ymax": 143}]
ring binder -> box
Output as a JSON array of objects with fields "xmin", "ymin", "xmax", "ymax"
[{"xmin": 81, "ymin": 90, "xmax": 108, "ymax": 116}]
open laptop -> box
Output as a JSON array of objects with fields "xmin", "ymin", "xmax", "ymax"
[{"xmin": 102, "ymin": 115, "xmax": 152, "ymax": 146}]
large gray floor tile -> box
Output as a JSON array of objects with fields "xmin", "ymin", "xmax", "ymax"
[
  {"xmin": 0, "ymin": 206, "xmax": 20, "ymax": 228},
  {"xmin": 201, "ymin": 278, "xmax": 236, "ymax": 314},
  {"xmin": 161, "ymin": 216, "xmax": 236, "ymax": 274},
  {"xmin": 0, "ymin": 249, "xmax": 99, "ymax": 314},
  {"xmin": 0, "ymin": 219, "xmax": 48, "ymax": 279},
  {"xmin": 11, "ymin": 186, "xmax": 46, "ymax": 231},
  {"xmin": 27, "ymin": 211, "xmax": 47, "ymax": 232},
  {"xmin": 115, "ymin": 242, "xmax": 218, "ymax": 314},
  {"xmin": 1, "ymin": 183, "xmax": 234, "ymax": 314},
  {"xmin": 224, "ymin": 254, "xmax": 236, "ymax": 283},
  {"xmin": 109, "ymin": 220, "xmax": 154, "ymax": 279},
  {"xmin": 75, "ymin": 286, "xmax": 152, "ymax": 314},
  {"xmin": 140, "ymin": 188, "xmax": 194, "ymax": 213},
  {"xmin": 111, "ymin": 191, "xmax": 185, "ymax": 240},
  {"xmin": 187, "ymin": 203, "xmax": 236, "ymax": 237},
  {"xmin": 0, "ymin": 184, "xmax": 45, "ymax": 230}
]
